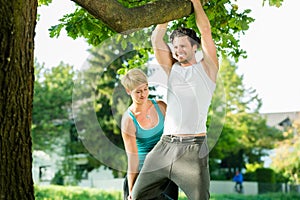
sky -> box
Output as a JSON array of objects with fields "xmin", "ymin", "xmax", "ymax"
[{"xmin": 35, "ymin": 0, "xmax": 300, "ymax": 114}]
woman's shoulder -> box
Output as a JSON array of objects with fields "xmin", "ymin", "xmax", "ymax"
[
  {"xmin": 150, "ymin": 98, "xmax": 166, "ymax": 106},
  {"xmin": 121, "ymin": 110, "xmax": 136, "ymax": 133},
  {"xmin": 153, "ymin": 99, "xmax": 166, "ymax": 115}
]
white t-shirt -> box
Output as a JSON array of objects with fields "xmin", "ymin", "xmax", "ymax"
[{"xmin": 163, "ymin": 62, "xmax": 216, "ymax": 135}]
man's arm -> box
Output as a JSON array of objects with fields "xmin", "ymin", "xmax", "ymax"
[
  {"xmin": 151, "ymin": 23, "xmax": 176, "ymax": 76},
  {"xmin": 191, "ymin": 0, "xmax": 219, "ymax": 82}
]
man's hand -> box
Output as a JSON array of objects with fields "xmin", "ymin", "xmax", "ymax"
[
  {"xmin": 190, "ymin": 0, "xmax": 208, "ymax": 4},
  {"xmin": 190, "ymin": 0, "xmax": 201, "ymax": 4}
]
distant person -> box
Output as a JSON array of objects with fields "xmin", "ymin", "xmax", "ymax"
[
  {"xmin": 233, "ymin": 170, "xmax": 243, "ymax": 193},
  {"xmin": 120, "ymin": 68, "xmax": 178, "ymax": 200}
]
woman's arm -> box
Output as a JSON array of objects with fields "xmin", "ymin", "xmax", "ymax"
[{"xmin": 121, "ymin": 114, "xmax": 139, "ymax": 199}]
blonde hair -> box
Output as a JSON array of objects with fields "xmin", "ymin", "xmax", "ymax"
[{"xmin": 121, "ymin": 68, "xmax": 148, "ymax": 91}]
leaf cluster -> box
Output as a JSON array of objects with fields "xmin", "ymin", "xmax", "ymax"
[
  {"xmin": 271, "ymin": 124, "xmax": 300, "ymax": 183},
  {"xmin": 209, "ymin": 57, "xmax": 283, "ymax": 178},
  {"xmin": 32, "ymin": 61, "xmax": 75, "ymax": 152},
  {"xmin": 203, "ymin": 0, "xmax": 254, "ymax": 60},
  {"xmin": 49, "ymin": 8, "xmax": 115, "ymax": 46},
  {"xmin": 48, "ymin": 0, "xmax": 254, "ymax": 62},
  {"xmin": 38, "ymin": 0, "xmax": 52, "ymax": 6}
]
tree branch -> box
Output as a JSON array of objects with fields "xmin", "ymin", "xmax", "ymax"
[{"xmin": 71, "ymin": 0, "xmax": 194, "ymax": 33}]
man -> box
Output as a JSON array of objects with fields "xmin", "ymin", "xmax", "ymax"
[
  {"xmin": 131, "ymin": 0, "xmax": 219, "ymax": 199},
  {"xmin": 233, "ymin": 170, "xmax": 243, "ymax": 193}
]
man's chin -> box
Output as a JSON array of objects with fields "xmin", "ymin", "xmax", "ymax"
[{"xmin": 179, "ymin": 60, "xmax": 189, "ymax": 64}]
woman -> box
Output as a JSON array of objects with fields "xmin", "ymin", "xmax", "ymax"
[{"xmin": 120, "ymin": 68, "xmax": 178, "ymax": 200}]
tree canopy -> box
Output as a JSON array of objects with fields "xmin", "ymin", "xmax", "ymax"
[
  {"xmin": 68, "ymin": 0, "xmax": 284, "ymax": 33},
  {"xmin": 47, "ymin": 0, "xmax": 284, "ymax": 61}
]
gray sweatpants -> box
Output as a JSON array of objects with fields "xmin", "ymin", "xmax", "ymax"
[{"xmin": 132, "ymin": 135, "xmax": 210, "ymax": 200}]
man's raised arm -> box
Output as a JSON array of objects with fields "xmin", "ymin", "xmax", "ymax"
[
  {"xmin": 151, "ymin": 23, "xmax": 175, "ymax": 75},
  {"xmin": 191, "ymin": 0, "xmax": 219, "ymax": 82}
]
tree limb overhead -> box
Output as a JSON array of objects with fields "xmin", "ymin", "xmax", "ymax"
[{"xmin": 71, "ymin": 0, "xmax": 194, "ymax": 33}]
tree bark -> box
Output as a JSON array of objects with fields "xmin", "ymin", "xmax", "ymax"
[
  {"xmin": 0, "ymin": 0, "xmax": 37, "ymax": 199},
  {"xmin": 71, "ymin": 0, "xmax": 194, "ymax": 33}
]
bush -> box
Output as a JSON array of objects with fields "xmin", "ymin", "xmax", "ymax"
[
  {"xmin": 256, "ymin": 168, "xmax": 276, "ymax": 194},
  {"xmin": 244, "ymin": 171, "xmax": 257, "ymax": 181}
]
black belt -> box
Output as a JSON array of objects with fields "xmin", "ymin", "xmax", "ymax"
[{"xmin": 162, "ymin": 135, "xmax": 206, "ymax": 143}]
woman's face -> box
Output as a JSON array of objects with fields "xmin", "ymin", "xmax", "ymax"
[{"xmin": 129, "ymin": 83, "xmax": 149, "ymax": 104}]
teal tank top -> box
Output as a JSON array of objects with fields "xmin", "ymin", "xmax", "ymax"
[{"xmin": 128, "ymin": 99, "xmax": 164, "ymax": 170}]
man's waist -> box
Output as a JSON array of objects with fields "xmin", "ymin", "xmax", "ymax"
[
  {"xmin": 172, "ymin": 133, "xmax": 206, "ymax": 137},
  {"xmin": 161, "ymin": 134, "xmax": 206, "ymax": 143}
]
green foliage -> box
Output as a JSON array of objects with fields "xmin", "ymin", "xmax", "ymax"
[
  {"xmin": 256, "ymin": 168, "xmax": 276, "ymax": 183},
  {"xmin": 32, "ymin": 61, "xmax": 75, "ymax": 152},
  {"xmin": 211, "ymin": 193, "xmax": 300, "ymax": 200},
  {"xmin": 49, "ymin": 8, "xmax": 115, "ymax": 46},
  {"xmin": 38, "ymin": 0, "xmax": 52, "ymax": 6},
  {"xmin": 256, "ymin": 168, "xmax": 276, "ymax": 193},
  {"xmin": 45, "ymin": 0, "xmax": 283, "ymax": 57},
  {"xmin": 34, "ymin": 185, "xmax": 122, "ymax": 200},
  {"xmin": 209, "ymin": 57, "xmax": 283, "ymax": 179},
  {"xmin": 271, "ymin": 125, "xmax": 300, "ymax": 184},
  {"xmin": 50, "ymin": 170, "xmax": 64, "ymax": 185},
  {"xmin": 264, "ymin": 0, "xmax": 284, "ymax": 7},
  {"xmin": 202, "ymin": 0, "xmax": 254, "ymax": 60},
  {"xmin": 71, "ymin": 36, "xmax": 149, "ymax": 175},
  {"xmin": 49, "ymin": 0, "xmax": 254, "ymax": 62},
  {"xmin": 33, "ymin": 61, "xmax": 104, "ymax": 184}
]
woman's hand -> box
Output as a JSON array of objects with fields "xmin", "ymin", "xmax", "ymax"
[{"xmin": 127, "ymin": 193, "xmax": 132, "ymax": 200}]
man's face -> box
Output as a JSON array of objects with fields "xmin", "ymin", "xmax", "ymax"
[{"xmin": 172, "ymin": 36, "xmax": 197, "ymax": 65}]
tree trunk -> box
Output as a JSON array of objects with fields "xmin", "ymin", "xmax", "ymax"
[{"xmin": 0, "ymin": 0, "xmax": 37, "ymax": 199}]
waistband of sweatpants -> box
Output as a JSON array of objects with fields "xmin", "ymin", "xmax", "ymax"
[{"xmin": 161, "ymin": 135, "xmax": 206, "ymax": 143}]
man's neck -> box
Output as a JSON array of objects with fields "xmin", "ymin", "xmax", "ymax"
[{"xmin": 179, "ymin": 60, "xmax": 197, "ymax": 67}]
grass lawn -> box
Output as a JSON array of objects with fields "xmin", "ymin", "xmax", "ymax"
[{"xmin": 35, "ymin": 185, "xmax": 300, "ymax": 200}]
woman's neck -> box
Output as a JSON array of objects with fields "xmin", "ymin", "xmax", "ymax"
[{"xmin": 131, "ymin": 100, "xmax": 150, "ymax": 113}]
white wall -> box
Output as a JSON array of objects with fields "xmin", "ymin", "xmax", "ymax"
[{"xmin": 210, "ymin": 180, "xmax": 258, "ymax": 195}]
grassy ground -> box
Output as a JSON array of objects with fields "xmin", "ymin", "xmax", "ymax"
[
  {"xmin": 35, "ymin": 185, "xmax": 300, "ymax": 200},
  {"xmin": 209, "ymin": 193, "xmax": 300, "ymax": 200}
]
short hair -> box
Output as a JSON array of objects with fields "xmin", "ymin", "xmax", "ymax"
[
  {"xmin": 120, "ymin": 68, "xmax": 148, "ymax": 91},
  {"xmin": 170, "ymin": 27, "xmax": 201, "ymax": 48}
]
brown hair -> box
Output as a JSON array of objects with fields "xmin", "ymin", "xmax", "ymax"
[{"xmin": 170, "ymin": 28, "xmax": 201, "ymax": 48}]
